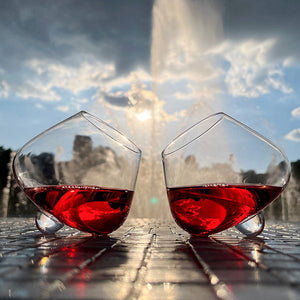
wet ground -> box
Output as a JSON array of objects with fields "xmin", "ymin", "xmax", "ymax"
[{"xmin": 0, "ymin": 218, "xmax": 299, "ymax": 299}]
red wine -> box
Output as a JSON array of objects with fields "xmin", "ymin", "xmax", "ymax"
[
  {"xmin": 24, "ymin": 185, "xmax": 134, "ymax": 235},
  {"xmin": 167, "ymin": 184, "xmax": 283, "ymax": 236}
]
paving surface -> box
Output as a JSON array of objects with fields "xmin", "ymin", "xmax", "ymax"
[{"xmin": 0, "ymin": 218, "xmax": 299, "ymax": 300}]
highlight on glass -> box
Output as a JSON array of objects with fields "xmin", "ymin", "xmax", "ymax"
[
  {"xmin": 13, "ymin": 111, "xmax": 142, "ymax": 235},
  {"xmin": 162, "ymin": 112, "xmax": 291, "ymax": 237}
]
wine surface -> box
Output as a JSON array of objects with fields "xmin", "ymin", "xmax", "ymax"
[
  {"xmin": 167, "ymin": 184, "xmax": 282, "ymax": 236},
  {"xmin": 24, "ymin": 185, "xmax": 133, "ymax": 235}
]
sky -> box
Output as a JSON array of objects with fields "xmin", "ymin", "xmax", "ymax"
[{"xmin": 0, "ymin": 0, "xmax": 299, "ymax": 163}]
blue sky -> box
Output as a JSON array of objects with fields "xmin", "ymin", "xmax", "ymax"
[{"xmin": 0, "ymin": 0, "xmax": 299, "ymax": 162}]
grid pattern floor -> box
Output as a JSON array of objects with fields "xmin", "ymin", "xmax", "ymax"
[{"xmin": 0, "ymin": 218, "xmax": 299, "ymax": 299}]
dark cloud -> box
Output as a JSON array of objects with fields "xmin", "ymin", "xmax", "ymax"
[
  {"xmin": 103, "ymin": 94, "xmax": 130, "ymax": 107},
  {"xmin": 51, "ymin": 0, "xmax": 153, "ymax": 73},
  {"xmin": 222, "ymin": 0, "xmax": 300, "ymax": 62},
  {"xmin": 1, "ymin": 0, "xmax": 299, "ymax": 104},
  {"xmin": 0, "ymin": 0, "xmax": 153, "ymax": 77}
]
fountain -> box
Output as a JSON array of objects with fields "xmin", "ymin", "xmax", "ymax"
[
  {"xmin": 129, "ymin": 0, "xmax": 224, "ymax": 218},
  {"xmin": 1, "ymin": 152, "xmax": 15, "ymax": 217},
  {"xmin": 87, "ymin": 0, "xmax": 225, "ymax": 219}
]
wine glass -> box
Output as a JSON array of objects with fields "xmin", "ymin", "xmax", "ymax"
[
  {"xmin": 13, "ymin": 111, "xmax": 142, "ymax": 236},
  {"xmin": 162, "ymin": 112, "xmax": 290, "ymax": 237}
]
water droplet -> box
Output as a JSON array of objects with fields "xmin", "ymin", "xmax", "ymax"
[
  {"xmin": 235, "ymin": 212, "xmax": 265, "ymax": 237},
  {"xmin": 35, "ymin": 211, "xmax": 64, "ymax": 234}
]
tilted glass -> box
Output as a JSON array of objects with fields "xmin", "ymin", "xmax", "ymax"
[
  {"xmin": 162, "ymin": 112, "xmax": 290, "ymax": 237},
  {"xmin": 13, "ymin": 111, "xmax": 142, "ymax": 235}
]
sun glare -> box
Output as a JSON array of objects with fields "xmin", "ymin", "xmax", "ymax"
[{"xmin": 136, "ymin": 110, "xmax": 151, "ymax": 121}]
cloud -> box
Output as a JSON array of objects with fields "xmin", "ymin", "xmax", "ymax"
[
  {"xmin": 26, "ymin": 59, "xmax": 116, "ymax": 100},
  {"xmin": 77, "ymin": 98, "xmax": 89, "ymax": 104},
  {"xmin": 285, "ymin": 128, "xmax": 300, "ymax": 142},
  {"xmin": 151, "ymin": 0, "xmax": 296, "ymax": 105},
  {"xmin": 208, "ymin": 0, "xmax": 300, "ymax": 99},
  {"xmin": 218, "ymin": 39, "xmax": 293, "ymax": 98},
  {"xmin": 91, "ymin": 68, "xmax": 152, "ymax": 111},
  {"xmin": 1, "ymin": 0, "xmax": 298, "ymax": 107},
  {"xmin": 2, "ymin": 58, "xmax": 116, "ymax": 102},
  {"xmin": 102, "ymin": 94, "xmax": 130, "ymax": 107},
  {"xmin": 55, "ymin": 105, "xmax": 70, "ymax": 112},
  {"xmin": 0, "ymin": 80, "xmax": 10, "ymax": 98},
  {"xmin": 102, "ymin": 68, "xmax": 151, "ymax": 93},
  {"xmin": 35, "ymin": 103, "xmax": 43, "ymax": 109},
  {"xmin": 291, "ymin": 107, "xmax": 300, "ymax": 118},
  {"xmin": 1, "ymin": 0, "xmax": 300, "ymax": 141},
  {"xmin": 222, "ymin": 0, "xmax": 300, "ymax": 63},
  {"xmin": 94, "ymin": 76, "xmax": 175, "ymax": 125},
  {"xmin": 15, "ymin": 81, "xmax": 61, "ymax": 101},
  {"xmin": 0, "ymin": 0, "xmax": 152, "ymax": 103},
  {"xmin": 1, "ymin": 1, "xmax": 152, "ymax": 71}
]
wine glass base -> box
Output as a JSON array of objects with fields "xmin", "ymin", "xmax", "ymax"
[
  {"xmin": 35, "ymin": 211, "xmax": 64, "ymax": 235},
  {"xmin": 235, "ymin": 212, "xmax": 265, "ymax": 237}
]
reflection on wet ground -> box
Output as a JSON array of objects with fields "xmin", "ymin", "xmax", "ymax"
[{"xmin": 0, "ymin": 218, "xmax": 299, "ymax": 299}]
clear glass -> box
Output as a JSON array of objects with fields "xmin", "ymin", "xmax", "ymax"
[
  {"xmin": 162, "ymin": 112, "xmax": 291, "ymax": 237},
  {"xmin": 235, "ymin": 211, "xmax": 265, "ymax": 237},
  {"xmin": 35, "ymin": 211, "xmax": 64, "ymax": 234},
  {"xmin": 13, "ymin": 111, "xmax": 142, "ymax": 235}
]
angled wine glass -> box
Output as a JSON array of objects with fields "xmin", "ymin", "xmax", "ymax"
[
  {"xmin": 13, "ymin": 111, "xmax": 141, "ymax": 235},
  {"xmin": 162, "ymin": 112, "xmax": 290, "ymax": 237}
]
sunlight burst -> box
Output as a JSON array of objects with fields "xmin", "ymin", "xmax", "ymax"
[{"xmin": 136, "ymin": 109, "xmax": 151, "ymax": 122}]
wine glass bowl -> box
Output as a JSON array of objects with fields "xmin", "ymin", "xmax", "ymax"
[
  {"xmin": 162, "ymin": 112, "xmax": 290, "ymax": 237},
  {"xmin": 13, "ymin": 111, "xmax": 141, "ymax": 235}
]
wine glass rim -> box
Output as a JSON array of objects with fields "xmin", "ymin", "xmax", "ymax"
[
  {"xmin": 162, "ymin": 112, "xmax": 225, "ymax": 156},
  {"xmin": 15, "ymin": 110, "xmax": 142, "ymax": 157},
  {"xmin": 162, "ymin": 112, "xmax": 290, "ymax": 162},
  {"xmin": 79, "ymin": 111, "xmax": 142, "ymax": 155}
]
